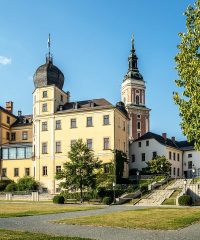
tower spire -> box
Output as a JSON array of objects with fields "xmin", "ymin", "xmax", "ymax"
[
  {"xmin": 46, "ymin": 33, "xmax": 53, "ymax": 63},
  {"xmin": 131, "ymin": 33, "xmax": 135, "ymax": 51}
]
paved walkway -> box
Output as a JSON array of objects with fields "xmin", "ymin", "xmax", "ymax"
[{"xmin": 0, "ymin": 205, "xmax": 200, "ymax": 240}]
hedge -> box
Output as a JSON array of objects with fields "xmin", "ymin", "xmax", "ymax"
[
  {"xmin": 102, "ymin": 196, "xmax": 112, "ymax": 205},
  {"xmin": 53, "ymin": 195, "xmax": 65, "ymax": 204},
  {"xmin": 178, "ymin": 194, "xmax": 192, "ymax": 206}
]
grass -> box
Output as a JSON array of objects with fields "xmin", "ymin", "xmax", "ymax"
[
  {"xmin": 0, "ymin": 229, "xmax": 91, "ymax": 240},
  {"xmin": 0, "ymin": 203, "xmax": 102, "ymax": 218},
  {"xmin": 162, "ymin": 189, "xmax": 182, "ymax": 205},
  {"xmin": 55, "ymin": 208, "xmax": 200, "ymax": 230},
  {"xmin": 193, "ymin": 177, "xmax": 200, "ymax": 183}
]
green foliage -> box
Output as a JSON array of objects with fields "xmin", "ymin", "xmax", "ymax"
[
  {"xmin": 96, "ymin": 162, "xmax": 114, "ymax": 188},
  {"xmin": 5, "ymin": 182, "xmax": 17, "ymax": 192},
  {"xmin": 146, "ymin": 155, "xmax": 171, "ymax": 175},
  {"xmin": 174, "ymin": 0, "xmax": 200, "ymax": 150},
  {"xmin": 178, "ymin": 194, "xmax": 193, "ymax": 206},
  {"xmin": 0, "ymin": 180, "xmax": 13, "ymax": 191},
  {"xmin": 61, "ymin": 190, "xmax": 99, "ymax": 201},
  {"xmin": 53, "ymin": 195, "xmax": 65, "ymax": 204},
  {"xmin": 115, "ymin": 150, "xmax": 127, "ymax": 183},
  {"xmin": 56, "ymin": 139, "xmax": 102, "ymax": 200},
  {"xmin": 102, "ymin": 196, "xmax": 112, "ymax": 205},
  {"xmin": 140, "ymin": 183, "xmax": 148, "ymax": 193},
  {"xmin": 17, "ymin": 177, "xmax": 39, "ymax": 191}
]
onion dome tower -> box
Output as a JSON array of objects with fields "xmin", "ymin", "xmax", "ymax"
[{"xmin": 33, "ymin": 34, "xmax": 64, "ymax": 90}]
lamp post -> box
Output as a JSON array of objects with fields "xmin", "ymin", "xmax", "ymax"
[
  {"xmin": 136, "ymin": 170, "xmax": 140, "ymax": 185},
  {"xmin": 113, "ymin": 181, "xmax": 116, "ymax": 204},
  {"xmin": 160, "ymin": 164, "xmax": 163, "ymax": 189},
  {"xmin": 184, "ymin": 179, "xmax": 187, "ymax": 194},
  {"xmin": 192, "ymin": 166, "xmax": 195, "ymax": 184}
]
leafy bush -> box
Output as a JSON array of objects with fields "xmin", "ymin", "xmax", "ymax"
[
  {"xmin": 53, "ymin": 195, "xmax": 65, "ymax": 204},
  {"xmin": 178, "ymin": 195, "xmax": 192, "ymax": 206},
  {"xmin": 0, "ymin": 180, "xmax": 13, "ymax": 191},
  {"xmin": 102, "ymin": 196, "xmax": 112, "ymax": 205},
  {"xmin": 140, "ymin": 183, "xmax": 148, "ymax": 193},
  {"xmin": 17, "ymin": 177, "xmax": 39, "ymax": 191},
  {"xmin": 5, "ymin": 182, "xmax": 17, "ymax": 192},
  {"xmin": 61, "ymin": 190, "xmax": 99, "ymax": 202}
]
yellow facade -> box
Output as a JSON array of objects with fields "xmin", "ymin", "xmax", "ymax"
[{"xmin": 33, "ymin": 85, "xmax": 129, "ymax": 193}]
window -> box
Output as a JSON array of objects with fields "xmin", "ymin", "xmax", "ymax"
[
  {"xmin": 22, "ymin": 131, "xmax": 28, "ymax": 140},
  {"xmin": 173, "ymin": 152, "xmax": 176, "ymax": 160},
  {"xmin": 14, "ymin": 168, "xmax": 19, "ymax": 177},
  {"xmin": 103, "ymin": 138, "xmax": 110, "ymax": 150},
  {"xmin": 6, "ymin": 132, "xmax": 10, "ymax": 140},
  {"xmin": 132, "ymin": 154, "xmax": 135, "ymax": 162},
  {"xmin": 137, "ymin": 115, "xmax": 141, "ymax": 119},
  {"xmin": 137, "ymin": 121, "xmax": 141, "ymax": 130},
  {"xmin": 173, "ymin": 167, "xmax": 176, "ymax": 176},
  {"xmin": 138, "ymin": 142, "xmax": 141, "ymax": 147},
  {"xmin": 70, "ymin": 118, "xmax": 76, "ymax": 128},
  {"xmin": 2, "ymin": 168, "xmax": 7, "ymax": 177},
  {"xmin": 26, "ymin": 147, "xmax": 32, "ymax": 158},
  {"xmin": 104, "ymin": 163, "xmax": 110, "ymax": 173},
  {"xmin": 177, "ymin": 153, "xmax": 180, "ymax": 161},
  {"xmin": 42, "ymin": 122, "xmax": 48, "ymax": 131},
  {"xmin": 136, "ymin": 95, "xmax": 140, "ymax": 105},
  {"xmin": 138, "ymin": 132, "xmax": 141, "ymax": 138},
  {"xmin": 25, "ymin": 168, "xmax": 30, "ymax": 176},
  {"xmin": 87, "ymin": 139, "xmax": 93, "ymax": 150},
  {"xmin": 188, "ymin": 153, "xmax": 192, "ymax": 158},
  {"xmin": 43, "ymin": 91, "xmax": 47, "ymax": 98},
  {"xmin": 42, "ymin": 103, "xmax": 47, "ymax": 112},
  {"xmin": 56, "ymin": 188, "xmax": 61, "ymax": 193},
  {"xmin": 71, "ymin": 140, "xmax": 76, "ymax": 147},
  {"xmin": 42, "ymin": 166, "xmax": 48, "ymax": 176},
  {"xmin": 86, "ymin": 117, "xmax": 93, "ymax": 127},
  {"xmin": 42, "ymin": 188, "xmax": 48, "ymax": 193},
  {"xmin": 17, "ymin": 148, "xmax": 25, "ymax": 159},
  {"xmin": 42, "ymin": 143, "xmax": 47, "ymax": 154},
  {"xmin": 56, "ymin": 166, "xmax": 61, "ymax": 174},
  {"xmin": 9, "ymin": 148, "xmax": 17, "ymax": 159},
  {"xmin": 142, "ymin": 153, "xmax": 145, "ymax": 161},
  {"xmin": 169, "ymin": 151, "xmax": 172, "ymax": 160},
  {"xmin": 60, "ymin": 95, "xmax": 63, "ymax": 102},
  {"xmin": 103, "ymin": 115, "xmax": 109, "ymax": 125},
  {"xmin": 146, "ymin": 140, "xmax": 149, "ymax": 146},
  {"xmin": 2, "ymin": 149, "xmax": 8, "ymax": 159},
  {"xmin": 152, "ymin": 151, "xmax": 157, "ymax": 159},
  {"xmin": 123, "ymin": 121, "xmax": 125, "ymax": 131},
  {"xmin": 55, "ymin": 120, "xmax": 61, "ymax": 130},
  {"xmin": 188, "ymin": 161, "xmax": 192, "ymax": 169},
  {"xmin": 177, "ymin": 168, "xmax": 180, "ymax": 177},
  {"xmin": 56, "ymin": 141, "xmax": 61, "ymax": 153},
  {"xmin": 7, "ymin": 116, "xmax": 10, "ymax": 124},
  {"xmin": 11, "ymin": 132, "xmax": 16, "ymax": 141}
]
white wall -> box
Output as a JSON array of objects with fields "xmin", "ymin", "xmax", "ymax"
[{"xmin": 183, "ymin": 150, "xmax": 200, "ymax": 177}]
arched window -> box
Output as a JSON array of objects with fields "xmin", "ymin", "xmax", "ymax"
[{"xmin": 136, "ymin": 95, "xmax": 140, "ymax": 105}]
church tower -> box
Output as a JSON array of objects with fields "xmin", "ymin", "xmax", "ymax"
[{"xmin": 121, "ymin": 35, "xmax": 150, "ymax": 140}]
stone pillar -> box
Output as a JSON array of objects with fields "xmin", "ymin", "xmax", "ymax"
[
  {"xmin": 6, "ymin": 193, "xmax": 12, "ymax": 201},
  {"xmin": 32, "ymin": 191, "xmax": 39, "ymax": 201}
]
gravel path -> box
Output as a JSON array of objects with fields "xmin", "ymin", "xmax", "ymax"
[{"xmin": 0, "ymin": 205, "xmax": 200, "ymax": 240}]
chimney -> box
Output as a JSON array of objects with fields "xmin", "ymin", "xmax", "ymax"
[
  {"xmin": 18, "ymin": 110, "xmax": 22, "ymax": 117},
  {"xmin": 171, "ymin": 136, "xmax": 176, "ymax": 142},
  {"xmin": 5, "ymin": 101, "xmax": 13, "ymax": 113},
  {"xmin": 162, "ymin": 133, "xmax": 167, "ymax": 140}
]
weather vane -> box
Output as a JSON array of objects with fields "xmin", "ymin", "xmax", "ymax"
[
  {"xmin": 48, "ymin": 33, "xmax": 51, "ymax": 59},
  {"xmin": 131, "ymin": 33, "xmax": 134, "ymax": 50}
]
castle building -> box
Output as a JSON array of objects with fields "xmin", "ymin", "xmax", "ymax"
[
  {"xmin": 0, "ymin": 38, "xmax": 129, "ymax": 193},
  {"xmin": 121, "ymin": 35, "xmax": 150, "ymax": 140}
]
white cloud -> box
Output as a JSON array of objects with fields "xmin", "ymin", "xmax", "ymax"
[{"xmin": 0, "ymin": 56, "xmax": 12, "ymax": 65}]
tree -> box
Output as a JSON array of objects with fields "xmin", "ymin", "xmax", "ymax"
[
  {"xmin": 146, "ymin": 155, "xmax": 171, "ymax": 176},
  {"xmin": 56, "ymin": 139, "xmax": 102, "ymax": 202},
  {"xmin": 174, "ymin": 0, "xmax": 200, "ymax": 150}
]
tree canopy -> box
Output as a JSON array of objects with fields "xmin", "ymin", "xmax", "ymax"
[
  {"xmin": 174, "ymin": 0, "xmax": 200, "ymax": 150},
  {"xmin": 146, "ymin": 155, "xmax": 171, "ymax": 176},
  {"xmin": 56, "ymin": 139, "xmax": 102, "ymax": 201}
]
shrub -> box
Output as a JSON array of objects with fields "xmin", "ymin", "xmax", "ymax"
[
  {"xmin": 140, "ymin": 183, "xmax": 148, "ymax": 193},
  {"xmin": 53, "ymin": 195, "xmax": 65, "ymax": 204},
  {"xmin": 102, "ymin": 196, "xmax": 112, "ymax": 205},
  {"xmin": 5, "ymin": 182, "xmax": 17, "ymax": 192},
  {"xmin": 0, "ymin": 180, "xmax": 13, "ymax": 191},
  {"xmin": 178, "ymin": 195, "xmax": 192, "ymax": 206},
  {"xmin": 61, "ymin": 190, "xmax": 99, "ymax": 202},
  {"xmin": 17, "ymin": 177, "xmax": 39, "ymax": 191}
]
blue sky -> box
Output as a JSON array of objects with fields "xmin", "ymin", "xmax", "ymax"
[{"xmin": 0, "ymin": 0, "xmax": 195, "ymax": 140}]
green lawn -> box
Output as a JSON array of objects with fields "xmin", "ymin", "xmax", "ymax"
[
  {"xmin": 162, "ymin": 189, "xmax": 182, "ymax": 205},
  {"xmin": 55, "ymin": 208, "xmax": 200, "ymax": 230},
  {"xmin": 0, "ymin": 203, "xmax": 102, "ymax": 218},
  {"xmin": 0, "ymin": 229, "xmax": 91, "ymax": 240}
]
